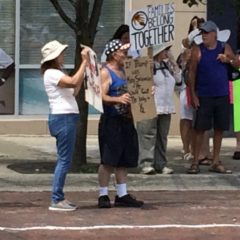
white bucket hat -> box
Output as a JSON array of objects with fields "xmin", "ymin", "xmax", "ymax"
[
  {"xmin": 153, "ymin": 42, "xmax": 172, "ymax": 57},
  {"xmin": 41, "ymin": 40, "xmax": 68, "ymax": 64}
]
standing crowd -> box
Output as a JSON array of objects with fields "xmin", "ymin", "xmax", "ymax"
[{"xmin": 40, "ymin": 18, "xmax": 240, "ymax": 211}]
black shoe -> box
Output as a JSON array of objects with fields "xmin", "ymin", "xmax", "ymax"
[
  {"xmin": 98, "ymin": 195, "xmax": 111, "ymax": 208},
  {"xmin": 114, "ymin": 194, "xmax": 144, "ymax": 208}
]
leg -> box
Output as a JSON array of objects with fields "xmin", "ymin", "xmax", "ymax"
[
  {"xmin": 236, "ymin": 132, "xmax": 240, "ymax": 151},
  {"xmin": 212, "ymin": 129, "xmax": 223, "ymax": 165},
  {"xmin": 136, "ymin": 118, "xmax": 156, "ymax": 170},
  {"xmin": 98, "ymin": 164, "xmax": 113, "ymax": 208},
  {"xmin": 114, "ymin": 167, "xmax": 143, "ymax": 207},
  {"xmin": 115, "ymin": 167, "xmax": 128, "ymax": 197},
  {"xmin": 49, "ymin": 114, "xmax": 78, "ymax": 204},
  {"xmin": 208, "ymin": 96, "xmax": 231, "ymax": 173},
  {"xmin": 180, "ymin": 119, "xmax": 193, "ymax": 158},
  {"xmin": 179, "ymin": 89, "xmax": 194, "ymax": 159},
  {"xmin": 98, "ymin": 164, "xmax": 114, "ymax": 188},
  {"xmin": 198, "ymin": 131, "xmax": 212, "ymax": 160},
  {"xmin": 233, "ymin": 132, "xmax": 240, "ymax": 159},
  {"xmin": 208, "ymin": 129, "xmax": 231, "ymax": 173},
  {"xmin": 198, "ymin": 131, "xmax": 213, "ymax": 165},
  {"xmin": 187, "ymin": 129, "xmax": 204, "ymax": 174},
  {"xmin": 153, "ymin": 114, "xmax": 171, "ymax": 172},
  {"xmin": 188, "ymin": 96, "xmax": 213, "ymax": 173}
]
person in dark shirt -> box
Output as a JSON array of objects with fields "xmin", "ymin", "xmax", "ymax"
[
  {"xmin": 97, "ymin": 39, "xmax": 143, "ymax": 208},
  {"xmin": 187, "ymin": 20, "xmax": 237, "ymax": 174}
]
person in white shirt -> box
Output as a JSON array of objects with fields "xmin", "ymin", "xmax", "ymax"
[
  {"xmin": 40, "ymin": 40, "xmax": 89, "ymax": 211},
  {"xmin": 140, "ymin": 43, "xmax": 181, "ymax": 174},
  {"xmin": 152, "ymin": 43, "xmax": 182, "ymax": 174},
  {"xmin": 0, "ymin": 48, "xmax": 14, "ymax": 86}
]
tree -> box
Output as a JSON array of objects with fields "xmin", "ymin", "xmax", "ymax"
[{"xmin": 50, "ymin": 0, "xmax": 104, "ymax": 168}]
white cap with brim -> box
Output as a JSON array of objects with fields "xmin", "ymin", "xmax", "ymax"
[
  {"xmin": 194, "ymin": 29, "xmax": 231, "ymax": 45},
  {"xmin": 153, "ymin": 42, "xmax": 172, "ymax": 57},
  {"xmin": 41, "ymin": 40, "xmax": 68, "ymax": 64}
]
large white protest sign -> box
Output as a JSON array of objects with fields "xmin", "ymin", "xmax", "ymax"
[
  {"xmin": 82, "ymin": 45, "xmax": 103, "ymax": 113},
  {"xmin": 130, "ymin": 2, "xmax": 175, "ymax": 50}
]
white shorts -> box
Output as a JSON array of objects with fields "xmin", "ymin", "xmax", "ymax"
[{"xmin": 180, "ymin": 89, "xmax": 193, "ymax": 120}]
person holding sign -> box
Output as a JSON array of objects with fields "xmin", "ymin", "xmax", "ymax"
[
  {"xmin": 97, "ymin": 39, "xmax": 143, "ymax": 208},
  {"xmin": 140, "ymin": 43, "xmax": 182, "ymax": 175},
  {"xmin": 40, "ymin": 40, "xmax": 90, "ymax": 211},
  {"xmin": 152, "ymin": 43, "xmax": 182, "ymax": 174}
]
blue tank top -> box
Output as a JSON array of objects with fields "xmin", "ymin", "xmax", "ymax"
[
  {"xmin": 196, "ymin": 41, "xmax": 229, "ymax": 97},
  {"xmin": 103, "ymin": 66, "xmax": 130, "ymax": 116}
]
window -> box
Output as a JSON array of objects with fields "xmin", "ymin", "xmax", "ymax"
[{"xmin": 12, "ymin": 0, "xmax": 125, "ymax": 115}]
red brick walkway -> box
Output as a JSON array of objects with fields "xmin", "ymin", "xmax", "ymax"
[{"xmin": 1, "ymin": 191, "xmax": 240, "ymax": 239}]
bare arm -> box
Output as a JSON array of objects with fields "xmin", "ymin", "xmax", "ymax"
[
  {"xmin": 58, "ymin": 48, "xmax": 89, "ymax": 88},
  {"xmin": 101, "ymin": 68, "xmax": 131, "ymax": 105},
  {"xmin": 188, "ymin": 44, "xmax": 200, "ymax": 108}
]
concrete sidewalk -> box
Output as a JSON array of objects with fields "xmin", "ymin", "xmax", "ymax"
[{"xmin": 0, "ymin": 135, "xmax": 240, "ymax": 192}]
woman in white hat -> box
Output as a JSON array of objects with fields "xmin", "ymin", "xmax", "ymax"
[
  {"xmin": 150, "ymin": 43, "xmax": 181, "ymax": 174},
  {"xmin": 40, "ymin": 40, "xmax": 89, "ymax": 211}
]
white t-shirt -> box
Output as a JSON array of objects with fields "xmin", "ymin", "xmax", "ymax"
[
  {"xmin": 43, "ymin": 69, "xmax": 79, "ymax": 114},
  {"xmin": 0, "ymin": 48, "xmax": 14, "ymax": 69},
  {"xmin": 153, "ymin": 62, "xmax": 181, "ymax": 114}
]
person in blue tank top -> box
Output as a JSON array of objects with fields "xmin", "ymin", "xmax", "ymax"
[
  {"xmin": 97, "ymin": 39, "xmax": 144, "ymax": 208},
  {"xmin": 187, "ymin": 20, "xmax": 238, "ymax": 174}
]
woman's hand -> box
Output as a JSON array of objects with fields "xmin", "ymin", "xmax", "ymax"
[
  {"xmin": 81, "ymin": 48, "xmax": 90, "ymax": 63},
  {"xmin": 167, "ymin": 50, "xmax": 175, "ymax": 63}
]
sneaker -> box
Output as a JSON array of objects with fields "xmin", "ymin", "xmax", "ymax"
[
  {"xmin": 183, "ymin": 152, "xmax": 194, "ymax": 161},
  {"xmin": 98, "ymin": 195, "xmax": 111, "ymax": 208},
  {"xmin": 141, "ymin": 166, "xmax": 156, "ymax": 175},
  {"xmin": 114, "ymin": 194, "xmax": 144, "ymax": 208},
  {"xmin": 49, "ymin": 200, "xmax": 77, "ymax": 211},
  {"xmin": 63, "ymin": 199, "xmax": 77, "ymax": 208},
  {"xmin": 161, "ymin": 166, "xmax": 174, "ymax": 174}
]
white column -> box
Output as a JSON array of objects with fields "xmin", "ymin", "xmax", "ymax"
[{"xmin": 124, "ymin": 0, "xmax": 132, "ymax": 24}]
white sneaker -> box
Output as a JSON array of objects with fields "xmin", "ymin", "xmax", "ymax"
[
  {"xmin": 141, "ymin": 166, "xmax": 156, "ymax": 175},
  {"xmin": 161, "ymin": 167, "xmax": 174, "ymax": 174},
  {"xmin": 183, "ymin": 152, "xmax": 194, "ymax": 161},
  {"xmin": 49, "ymin": 200, "xmax": 77, "ymax": 211}
]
